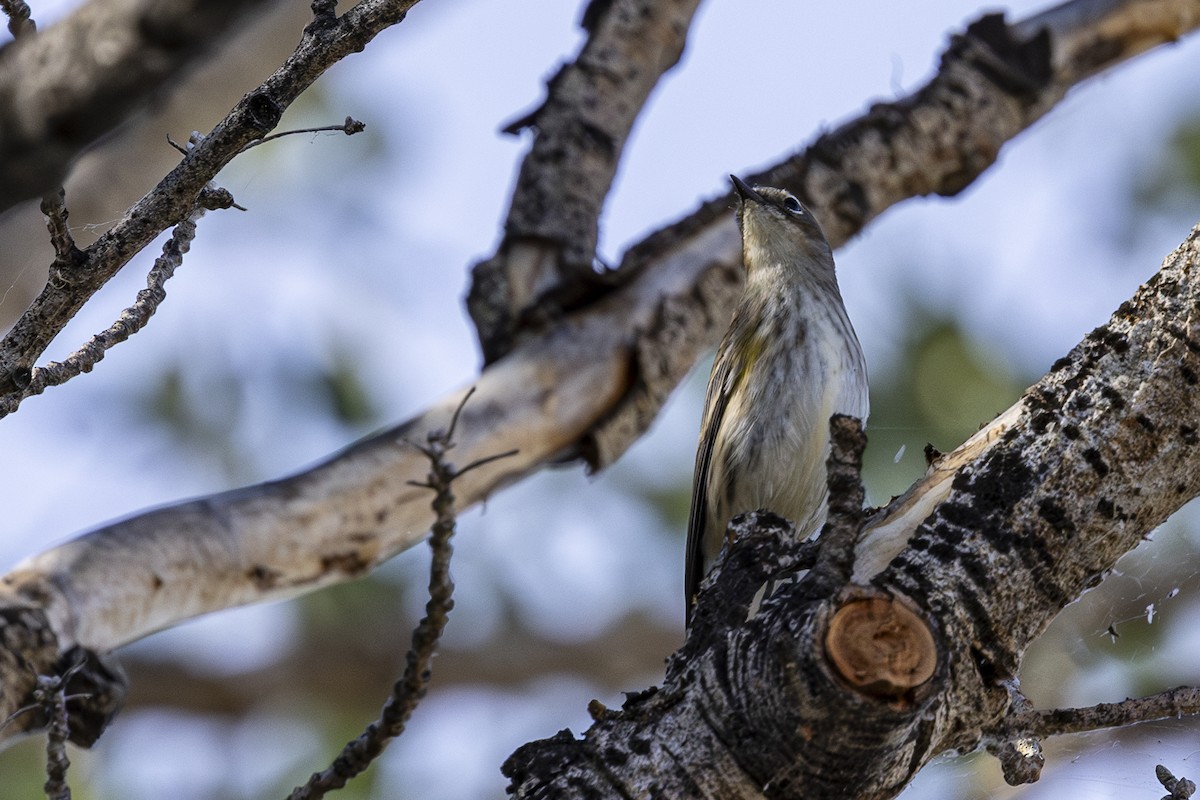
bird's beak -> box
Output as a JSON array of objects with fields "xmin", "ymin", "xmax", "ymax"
[{"xmin": 730, "ymin": 174, "xmax": 765, "ymax": 205}]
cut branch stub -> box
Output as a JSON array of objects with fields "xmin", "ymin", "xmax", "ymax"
[{"xmin": 823, "ymin": 592, "xmax": 937, "ymax": 702}]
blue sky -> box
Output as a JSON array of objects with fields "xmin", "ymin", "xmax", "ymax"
[{"xmin": 4, "ymin": 0, "xmax": 1200, "ymax": 797}]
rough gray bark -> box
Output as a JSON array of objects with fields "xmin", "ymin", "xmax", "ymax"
[
  {"xmin": 503, "ymin": 222, "xmax": 1200, "ymax": 799},
  {"xmin": 467, "ymin": 0, "xmax": 703, "ymax": 363},
  {"xmin": 0, "ymin": 0, "xmax": 1197, "ymax": 750},
  {"xmin": 0, "ymin": 0, "xmax": 280, "ymax": 211},
  {"xmin": 484, "ymin": 0, "xmax": 1200, "ymax": 472},
  {"xmin": 0, "ymin": 1, "xmax": 1197, "ymax": 794},
  {"xmin": 0, "ymin": 0, "xmax": 421, "ymax": 401}
]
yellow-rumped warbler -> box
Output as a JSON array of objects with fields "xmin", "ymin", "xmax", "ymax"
[{"xmin": 685, "ymin": 175, "xmax": 869, "ymax": 622}]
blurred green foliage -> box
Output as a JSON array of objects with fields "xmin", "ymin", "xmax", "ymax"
[
  {"xmin": 1134, "ymin": 112, "xmax": 1200, "ymax": 210},
  {"xmin": 863, "ymin": 308, "xmax": 1029, "ymax": 506},
  {"xmin": 319, "ymin": 350, "xmax": 378, "ymax": 427},
  {"xmin": 137, "ymin": 339, "xmax": 380, "ymax": 483},
  {"xmin": 0, "ymin": 738, "xmax": 84, "ymax": 800}
]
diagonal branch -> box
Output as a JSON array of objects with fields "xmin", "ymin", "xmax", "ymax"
[
  {"xmin": 1, "ymin": 0, "xmax": 1197, "ymax": 748},
  {"xmin": 0, "ymin": 0, "xmax": 280, "ymax": 212},
  {"xmin": 501, "ymin": 217, "xmax": 1200, "ymax": 800},
  {"xmin": 467, "ymin": 0, "xmax": 704, "ymax": 363},
  {"xmin": 869, "ymin": 222, "xmax": 1200, "ymax": 767},
  {"xmin": 0, "ymin": 0, "xmax": 422, "ymax": 403}
]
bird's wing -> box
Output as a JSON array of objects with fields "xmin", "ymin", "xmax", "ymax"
[{"xmin": 685, "ymin": 338, "xmax": 740, "ymax": 622}]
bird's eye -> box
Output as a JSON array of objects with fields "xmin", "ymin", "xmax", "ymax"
[{"xmin": 782, "ymin": 195, "xmax": 803, "ymax": 214}]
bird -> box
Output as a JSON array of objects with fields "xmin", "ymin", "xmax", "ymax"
[{"xmin": 684, "ymin": 175, "xmax": 868, "ymax": 623}]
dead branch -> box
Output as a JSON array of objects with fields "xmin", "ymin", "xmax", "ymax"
[
  {"xmin": 1, "ymin": 0, "xmax": 1198, "ymax": 759},
  {"xmin": 0, "ymin": 0, "xmax": 421, "ymax": 404},
  {"xmin": 0, "ymin": 0, "xmax": 279, "ymax": 211}
]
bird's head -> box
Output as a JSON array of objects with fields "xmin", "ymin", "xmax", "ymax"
[{"xmin": 730, "ymin": 174, "xmax": 834, "ymax": 276}]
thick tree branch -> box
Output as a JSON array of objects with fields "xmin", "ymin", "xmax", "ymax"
[
  {"xmin": 467, "ymin": 0, "xmax": 703, "ymax": 363},
  {"xmin": 581, "ymin": 0, "xmax": 1200, "ymax": 469},
  {"xmin": 1, "ymin": 0, "xmax": 1197, "ymax": 754},
  {"xmin": 0, "ymin": 0, "xmax": 420, "ymax": 402},
  {"xmin": 0, "ymin": 0, "xmax": 280, "ymax": 212},
  {"xmin": 503, "ymin": 220, "xmax": 1200, "ymax": 798}
]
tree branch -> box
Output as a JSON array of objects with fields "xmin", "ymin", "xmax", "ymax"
[
  {"xmin": 1027, "ymin": 687, "xmax": 1200, "ymax": 739},
  {"xmin": 0, "ymin": 196, "xmax": 208, "ymax": 411},
  {"xmin": 877, "ymin": 220, "xmax": 1200, "ymax": 766},
  {"xmin": 1, "ymin": 0, "xmax": 1197, "ymax": 755},
  {"xmin": 0, "ymin": 0, "xmax": 420, "ymax": 402},
  {"xmin": 0, "ymin": 0, "xmax": 280, "ymax": 212},
  {"xmin": 467, "ymin": 0, "xmax": 703, "ymax": 363},
  {"xmin": 288, "ymin": 395, "xmax": 496, "ymax": 798},
  {"xmin": 240, "ymin": 115, "xmax": 365, "ymax": 153},
  {"xmin": 503, "ymin": 218, "xmax": 1200, "ymax": 798}
]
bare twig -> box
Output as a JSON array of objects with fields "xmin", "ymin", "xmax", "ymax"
[
  {"xmin": 241, "ymin": 116, "xmax": 366, "ymax": 152},
  {"xmin": 0, "ymin": 208, "xmax": 204, "ymax": 414},
  {"xmin": 1028, "ymin": 686, "xmax": 1200, "ymax": 738},
  {"xmin": 0, "ymin": 0, "xmax": 421, "ymax": 403},
  {"xmin": 287, "ymin": 389, "xmax": 515, "ymax": 799},
  {"xmin": 38, "ymin": 670, "xmax": 75, "ymax": 800},
  {"xmin": 0, "ymin": 661, "xmax": 89, "ymax": 800},
  {"xmin": 979, "ymin": 684, "xmax": 1200, "ymax": 786}
]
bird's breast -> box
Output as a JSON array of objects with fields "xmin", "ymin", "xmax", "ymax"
[{"xmin": 718, "ymin": 288, "xmax": 868, "ymax": 531}]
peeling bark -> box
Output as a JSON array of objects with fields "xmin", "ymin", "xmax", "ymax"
[
  {"xmin": 1, "ymin": 0, "xmax": 1199, "ymax": 780},
  {"xmin": 503, "ymin": 223, "xmax": 1200, "ymax": 798}
]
